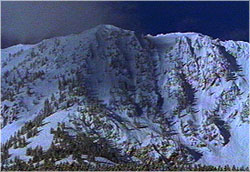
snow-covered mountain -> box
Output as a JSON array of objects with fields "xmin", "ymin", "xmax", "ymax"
[{"xmin": 1, "ymin": 24, "xmax": 249, "ymax": 170}]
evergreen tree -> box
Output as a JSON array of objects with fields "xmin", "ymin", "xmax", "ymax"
[{"xmin": 43, "ymin": 99, "xmax": 52, "ymax": 115}]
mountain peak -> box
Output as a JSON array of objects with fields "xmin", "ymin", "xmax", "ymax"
[
  {"xmin": 1, "ymin": 24, "xmax": 249, "ymax": 170},
  {"xmin": 95, "ymin": 24, "xmax": 121, "ymax": 30}
]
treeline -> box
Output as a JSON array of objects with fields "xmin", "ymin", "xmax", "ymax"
[{"xmin": 3, "ymin": 158, "xmax": 249, "ymax": 171}]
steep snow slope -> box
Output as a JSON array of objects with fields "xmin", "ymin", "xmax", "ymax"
[{"xmin": 1, "ymin": 24, "xmax": 249, "ymax": 168}]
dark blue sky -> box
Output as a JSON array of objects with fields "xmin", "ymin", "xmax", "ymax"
[{"xmin": 2, "ymin": 1, "xmax": 249, "ymax": 48}]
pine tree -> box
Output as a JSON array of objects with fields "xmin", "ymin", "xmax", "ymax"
[
  {"xmin": 50, "ymin": 127, "xmax": 55, "ymax": 134},
  {"xmin": 13, "ymin": 141, "xmax": 18, "ymax": 149},
  {"xmin": 27, "ymin": 130, "xmax": 32, "ymax": 138},
  {"xmin": 44, "ymin": 99, "xmax": 52, "ymax": 115},
  {"xmin": 51, "ymin": 93, "xmax": 56, "ymax": 102},
  {"xmin": 26, "ymin": 147, "xmax": 32, "ymax": 156},
  {"xmin": 58, "ymin": 79, "xmax": 62, "ymax": 90}
]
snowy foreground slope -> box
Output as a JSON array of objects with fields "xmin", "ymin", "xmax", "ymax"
[{"xmin": 1, "ymin": 25, "xmax": 249, "ymax": 169}]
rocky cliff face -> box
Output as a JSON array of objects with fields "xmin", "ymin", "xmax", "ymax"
[{"xmin": 1, "ymin": 25, "xmax": 249, "ymax": 169}]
